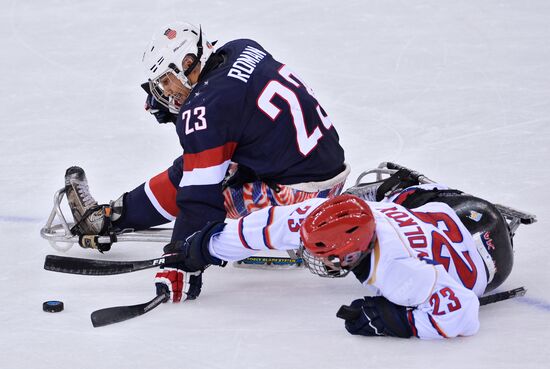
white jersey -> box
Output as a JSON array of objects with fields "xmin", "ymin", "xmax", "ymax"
[{"xmin": 209, "ymin": 188, "xmax": 487, "ymax": 340}]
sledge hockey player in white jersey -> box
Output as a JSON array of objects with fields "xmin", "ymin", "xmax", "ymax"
[{"xmin": 153, "ymin": 166, "xmax": 519, "ymax": 339}]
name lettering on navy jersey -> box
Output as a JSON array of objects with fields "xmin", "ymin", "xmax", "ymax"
[{"xmin": 227, "ymin": 46, "xmax": 267, "ymax": 83}]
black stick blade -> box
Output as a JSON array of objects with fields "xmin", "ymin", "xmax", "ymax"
[
  {"xmin": 91, "ymin": 294, "xmax": 167, "ymax": 328},
  {"xmin": 44, "ymin": 255, "xmax": 139, "ymax": 275}
]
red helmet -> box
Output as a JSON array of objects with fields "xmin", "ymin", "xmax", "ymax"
[{"xmin": 300, "ymin": 194, "xmax": 376, "ymax": 269}]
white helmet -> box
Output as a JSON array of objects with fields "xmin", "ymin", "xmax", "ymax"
[{"xmin": 142, "ymin": 21, "xmax": 215, "ymax": 112}]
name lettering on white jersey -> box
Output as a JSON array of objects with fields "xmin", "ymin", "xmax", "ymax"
[
  {"xmin": 379, "ymin": 207, "xmax": 429, "ymax": 258},
  {"xmin": 227, "ymin": 46, "xmax": 267, "ymax": 83}
]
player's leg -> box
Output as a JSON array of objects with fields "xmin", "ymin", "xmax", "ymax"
[
  {"xmin": 65, "ymin": 166, "xmax": 115, "ymax": 236},
  {"xmin": 65, "ymin": 157, "xmax": 183, "ymax": 244},
  {"xmin": 222, "ymin": 163, "xmax": 350, "ymax": 219},
  {"xmin": 113, "ymin": 156, "xmax": 182, "ymax": 231}
]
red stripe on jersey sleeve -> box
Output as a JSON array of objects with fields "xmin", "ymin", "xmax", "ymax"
[
  {"xmin": 238, "ymin": 217, "xmax": 253, "ymax": 249},
  {"xmin": 428, "ymin": 315, "xmax": 448, "ymax": 338},
  {"xmin": 262, "ymin": 207, "xmax": 276, "ymax": 249},
  {"xmin": 149, "ymin": 170, "xmax": 179, "ymax": 217},
  {"xmin": 183, "ymin": 142, "xmax": 238, "ymax": 171}
]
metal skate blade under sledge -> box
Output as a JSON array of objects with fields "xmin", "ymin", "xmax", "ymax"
[
  {"xmin": 40, "ymin": 187, "xmax": 173, "ymax": 252},
  {"xmin": 353, "ymin": 161, "xmax": 436, "ymax": 187},
  {"xmin": 494, "ymin": 204, "xmax": 537, "ymax": 236}
]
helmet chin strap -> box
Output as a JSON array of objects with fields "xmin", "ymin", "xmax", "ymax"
[
  {"xmin": 184, "ymin": 25, "xmax": 204, "ymax": 78},
  {"xmin": 167, "ymin": 25, "xmax": 204, "ymax": 90},
  {"xmin": 167, "ymin": 63, "xmax": 194, "ymax": 90}
]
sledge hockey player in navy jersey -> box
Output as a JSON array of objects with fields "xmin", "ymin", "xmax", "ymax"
[
  {"xmin": 151, "ymin": 167, "xmax": 521, "ymax": 340},
  {"xmin": 63, "ymin": 21, "xmax": 348, "ymax": 252}
]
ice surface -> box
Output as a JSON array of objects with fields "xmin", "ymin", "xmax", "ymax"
[{"xmin": 1, "ymin": 1, "xmax": 549, "ymax": 368}]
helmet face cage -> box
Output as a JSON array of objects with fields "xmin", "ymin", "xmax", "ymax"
[
  {"xmin": 148, "ymin": 68, "xmax": 189, "ymax": 114},
  {"xmin": 299, "ymin": 245, "xmax": 350, "ymax": 278}
]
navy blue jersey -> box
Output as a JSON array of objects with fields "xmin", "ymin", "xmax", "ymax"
[{"xmin": 172, "ymin": 39, "xmax": 345, "ymax": 240}]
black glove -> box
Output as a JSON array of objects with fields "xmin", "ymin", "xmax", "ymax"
[
  {"xmin": 222, "ymin": 164, "xmax": 280, "ymax": 192},
  {"xmin": 338, "ymin": 296, "xmax": 413, "ymax": 338},
  {"xmin": 162, "ymin": 222, "xmax": 228, "ymax": 272},
  {"xmin": 222, "ymin": 164, "xmax": 259, "ymax": 190},
  {"xmin": 141, "ymin": 82, "xmax": 177, "ymax": 124}
]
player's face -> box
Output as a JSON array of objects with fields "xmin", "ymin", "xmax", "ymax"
[{"xmin": 159, "ymin": 72, "xmax": 190, "ymax": 106}]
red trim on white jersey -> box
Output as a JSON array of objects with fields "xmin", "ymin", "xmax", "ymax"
[
  {"xmin": 428, "ymin": 315, "xmax": 449, "ymax": 338},
  {"xmin": 262, "ymin": 207, "xmax": 276, "ymax": 249}
]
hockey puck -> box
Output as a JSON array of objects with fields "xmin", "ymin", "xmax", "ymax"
[{"xmin": 43, "ymin": 300, "xmax": 64, "ymax": 313}]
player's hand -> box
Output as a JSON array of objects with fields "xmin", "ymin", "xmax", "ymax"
[
  {"xmin": 154, "ymin": 265, "xmax": 203, "ymax": 303},
  {"xmin": 163, "ymin": 222, "xmax": 227, "ymax": 272},
  {"xmin": 222, "ymin": 164, "xmax": 259, "ymax": 190},
  {"xmin": 144, "ymin": 93, "xmax": 177, "ymax": 124},
  {"xmin": 153, "ymin": 222, "xmax": 227, "ymax": 302},
  {"xmin": 341, "ymin": 296, "xmax": 413, "ymax": 338}
]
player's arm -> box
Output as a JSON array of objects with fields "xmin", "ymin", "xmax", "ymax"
[
  {"xmin": 153, "ymin": 198, "xmax": 325, "ymax": 303},
  {"xmin": 343, "ymin": 257, "xmax": 480, "ymax": 339},
  {"xmin": 165, "ymin": 198, "xmax": 326, "ymax": 266},
  {"xmin": 406, "ymin": 264, "xmax": 480, "ymax": 339},
  {"xmin": 153, "ymin": 101, "xmax": 236, "ymax": 302},
  {"xmin": 209, "ymin": 198, "xmax": 327, "ymax": 261},
  {"xmin": 170, "ymin": 84, "xmax": 249, "ymax": 242},
  {"xmin": 171, "ymin": 109, "xmax": 236, "ymax": 241}
]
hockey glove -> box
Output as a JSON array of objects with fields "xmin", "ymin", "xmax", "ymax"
[
  {"xmin": 339, "ymin": 296, "xmax": 413, "ymax": 338},
  {"xmin": 222, "ymin": 165, "xmax": 255, "ymax": 189},
  {"xmin": 141, "ymin": 82, "xmax": 177, "ymax": 124},
  {"xmin": 162, "ymin": 221, "xmax": 227, "ymax": 272},
  {"xmin": 155, "ymin": 267, "xmax": 202, "ymax": 302},
  {"xmin": 153, "ymin": 222, "xmax": 227, "ymax": 302}
]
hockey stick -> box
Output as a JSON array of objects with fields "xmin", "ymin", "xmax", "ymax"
[
  {"xmin": 234, "ymin": 255, "xmax": 303, "ymax": 267},
  {"xmin": 478, "ymin": 286, "xmax": 526, "ymax": 305},
  {"xmin": 336, "ymin": 287, "xmax": 527, "ymax": 320},
  {"xmin": 44, "ymin": 254, "xmax": 186, "ymax": 275},
  {"xmin": 91, "ymin": 293, "xmax": 168, "ymax": 328}
]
